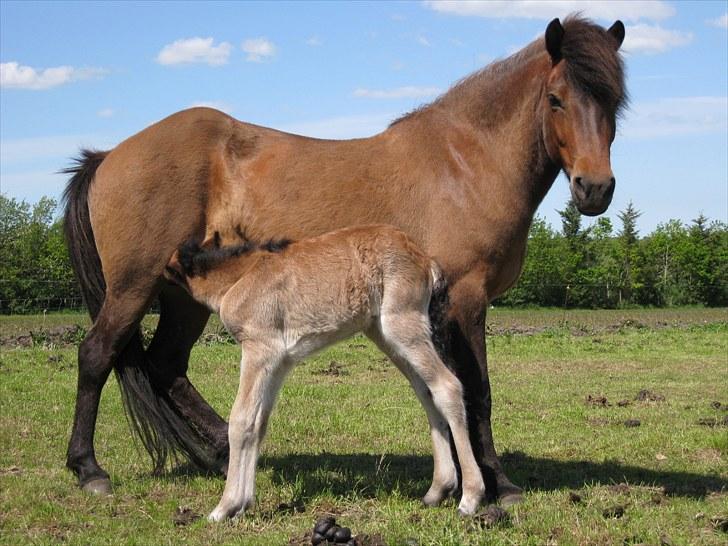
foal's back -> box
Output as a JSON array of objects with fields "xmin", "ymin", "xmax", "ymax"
[{"xmin": 218, "ymin": 224, "xmax": 437, "ymax": 354}]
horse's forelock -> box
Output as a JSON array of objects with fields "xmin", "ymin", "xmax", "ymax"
[{"xmin": 560, "ymin": 15, "xmax": 628, "ymax": 118}]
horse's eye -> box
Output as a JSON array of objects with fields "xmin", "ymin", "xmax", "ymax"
[{"xmin": 548, "ymin": 94, "xmax": 563, "ymax": 110}]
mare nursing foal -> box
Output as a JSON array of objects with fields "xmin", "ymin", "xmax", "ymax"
[{"xmin": 166, "ymin": 225, "xmax": 485, "ymax": 520}]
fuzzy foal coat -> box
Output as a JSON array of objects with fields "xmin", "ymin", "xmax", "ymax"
[{"xmin": 170, "ymin": 225, "xmax": 485, "ymax": 519}]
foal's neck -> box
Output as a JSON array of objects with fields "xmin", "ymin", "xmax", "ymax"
[{"xmin": 188, "ymin": 258, "xmax": 256, "ymax": 314}]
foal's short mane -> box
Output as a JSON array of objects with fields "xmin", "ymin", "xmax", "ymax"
[
  {"xmin": 178, "ymin": 238, "xmax": 292, "ymax": 277},
  {"xmin": 390, "ymin": 14, "xmax": 626, "ymax": 127}
]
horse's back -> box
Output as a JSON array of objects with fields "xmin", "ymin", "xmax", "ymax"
[{"xmin": 87, "ymin": 108, "xmax": 277, "ymax": 289}]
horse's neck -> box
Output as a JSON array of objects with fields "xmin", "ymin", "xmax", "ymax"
[{"xmin": 436, "ymin": 48, "xmax": 559, "ymax": 216}]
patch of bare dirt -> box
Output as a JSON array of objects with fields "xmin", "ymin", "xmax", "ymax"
[
  {"xmin": 172, "ymin": 506, "xmax": 200, "ymax": 526},
  {"xmin": 0, "ymin": 324, "xmax": 86, "ymax": 348},
  {"xmin": 602, "ymin": 505, "xmax": 626, "ymax": 518},
  {"xmin": 635, "ymin": 389, "xmax": 666, "ymax": 402},
  {"xmin": 586, "ymin": 395, "xmax": 611, "ymax": 407},
  {"xmin": 698, "ymin": 416, "xmax": 728, "ymax": 427},
  {"xmin": 314, "ymin": 361, "xmax": 349, "ymax": 377},
  {"xmin": 472, "ymin": 505, "xmax": 511, "ymax": 529}
]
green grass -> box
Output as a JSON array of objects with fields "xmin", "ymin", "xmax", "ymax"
[{"xmin": 1, "ymin": 309, "xmax": 727, "ymax": 545}]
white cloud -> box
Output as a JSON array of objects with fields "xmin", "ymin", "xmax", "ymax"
[
  {"xmin": 707, "ymin": 13, "xmax": 728, "ymax": 29},
  {"xmin": 156, "ymin": 37, "xmax": 232, "ymax": 66},
  {"xmin": 242, "ymin": 38, "xmax": 276, "ymax": 62},
  {"xmin": 417, "ymin": 35, "xmax": 431, "ymax": 47},
  {"xmin": 97, "ymin": 108, "xmax": 114, "ymax": 118},
  {"xmin": 622, "ymin": 96, "xmax": 728, "ymax": 139},
  {"xmin": 1, "ymin": 62, "xmax": 106, "ymax": 90},
  {"xmin": 306, "ymin": 35, "xmax": 322, "ymax": 46},
  {"xmin": 424, "ymin": 1, "xmax": 674, "ymax": 23},
  {"xmin": 353, "ymin": 86, "xmax": 442, "ymax": 99},
  {"xmin": 279, "ymin": 113, "xmax": 394, "ymax": 139},
  {"xmin": 622, "ymin": 24, "xmax": 692, "ymax": 55}
]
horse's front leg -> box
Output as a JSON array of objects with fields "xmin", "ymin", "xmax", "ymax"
[{"xmin": 447, "ymin": 272, "xmax": 524, "ymax": 507}]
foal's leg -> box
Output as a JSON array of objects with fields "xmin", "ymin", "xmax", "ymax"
[
  {"xmin": 146, "ymin": 284, "xmax": 229, "ymax": 470},
  {"xmin": 379, "ymin": 313, "xmax": 485, "ymax": 515},
  {"xmin": 209, "ymin": 342, "xmax": 290, "ymax": 521},
  {"xmin": 367, "ymin": 330, "xmax": 457, "ymax": 507},
  {"xmin": 66, "ymin": 293, "xmax": 152, "ymax": 493}
]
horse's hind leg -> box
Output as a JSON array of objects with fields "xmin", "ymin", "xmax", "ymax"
[
  {"xmin": 146, "ymin": 284, "xmax": 229, "ymax": 470},
  {"xmin": 66, "ymin": 293, "xmax": 152, "ymax": 493}
]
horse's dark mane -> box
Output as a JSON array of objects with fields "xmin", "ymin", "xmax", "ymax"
[
  {"xmin": 178, "ymin": 237, "xmax": 292, "ymax": 277},
  {"xmin": 389, "ymin": 14, "xmax": 626, "ymax": 127},
  {"xmin": 559, "ymin": 15, "xmax": 627, "ymax": 116}
]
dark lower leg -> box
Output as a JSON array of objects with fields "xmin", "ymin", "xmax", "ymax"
[
  {"xmin": 448, "ymin": 324, "xmax": 522, "ymax": 503},
  {"xmin": 146, "ymin": 285, "xmax": 229, "ymax": 465},
  {"xmin": 66, "ymin": 311, "xmax": 140, "ymax": 491},
  {"xmin": 437, "ymin": 269, "xmax": 523, "ymax": 505}
]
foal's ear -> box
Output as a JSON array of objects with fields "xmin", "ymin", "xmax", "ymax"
[
  {"xmin": 545, "ymin": 18, "xmax": 565, "ymax": 63},
  {"xmin": 607, "ymin": 20, "xmax": 625, "ymax": 50},
  {"xmin": 164, "ymin": 252, "xmax": 189, "ymax": 287}
]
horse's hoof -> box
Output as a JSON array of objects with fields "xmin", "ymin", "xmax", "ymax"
[
  {"xmin": 81, "ymin": 478, "xmax": 113, "ymax": 496},
  {"xmin": 499, "ymin": 492, "xmax": 524, "ymax": 508}
]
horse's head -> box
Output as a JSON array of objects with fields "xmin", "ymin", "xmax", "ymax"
[{"xmin": 542, "ymin": 16, "xmax": 627, "ymax": 216}]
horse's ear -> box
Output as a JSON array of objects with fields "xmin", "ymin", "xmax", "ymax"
[
  {"xmin": 545, "ymin": 18, "xmax": 564, "ymax": 63},
  {"xmin": 607, "ymin": 20, "xmax": 625, "ymax": 50}
]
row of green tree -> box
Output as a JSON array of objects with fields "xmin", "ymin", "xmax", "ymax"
[
  {"xmin": 499, "ymin": 201, "xmax": 728, "ymax": 308},
  {"xmin": 1, "ymin": 194, "xmax": 726, "ymax": 313}
]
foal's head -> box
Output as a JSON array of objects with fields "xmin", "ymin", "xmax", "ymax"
[{"xmin": 541, "ymin": 16, "xmax": 627, "ymax": 216}]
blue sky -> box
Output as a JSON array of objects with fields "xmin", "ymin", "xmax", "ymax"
[{"xmin": 1, "ymin": 0, "xmax": 726, "ymax": 233}]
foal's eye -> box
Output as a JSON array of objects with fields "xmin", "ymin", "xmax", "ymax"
[{"xmin": 548, "ymin": 94, "xmax": 563, "ymax": 110}]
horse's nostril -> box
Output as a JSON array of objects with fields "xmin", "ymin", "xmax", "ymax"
[{"xmin": 574, "ymin": 177, "xmax": 584, "ymax": 190}]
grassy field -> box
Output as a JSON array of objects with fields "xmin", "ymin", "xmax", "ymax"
[{"xmin": 1, "ymin": 308, "xmax": 727, "ymax": 545}]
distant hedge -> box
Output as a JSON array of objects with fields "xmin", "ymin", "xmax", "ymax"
[
  {"xmin": 1, "ymin": 195, "xmax": 79, "ymax": 313},
  {"xmin": 1, "ymin": 194, "xmax": 726, "ymax": 313}
]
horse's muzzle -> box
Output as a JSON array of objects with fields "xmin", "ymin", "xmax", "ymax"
[{"xmin": 570, "ymin": 175, "xmax": 616, "ymax": 216}]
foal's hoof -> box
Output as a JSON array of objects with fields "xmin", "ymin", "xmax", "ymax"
[{"xmin": 81, "ymin": 478, "xmax": 113, "ymax": 496}]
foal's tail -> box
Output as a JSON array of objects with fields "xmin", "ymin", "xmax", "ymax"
[{"xmin": 427, "ymin": 262, "xmax": 452, "ymax": 365}]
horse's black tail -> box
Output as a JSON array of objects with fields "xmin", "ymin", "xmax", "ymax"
[
  {"xmin": 62, "ymin": 150, "xmax": 219, "ymax": 474},
  {"xmin": 61, "ymin": 149, "xmax": 108, "ymax": 319}
]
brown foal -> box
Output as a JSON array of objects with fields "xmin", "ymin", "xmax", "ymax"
[{"xmin": 166, "ymin": 225, "xmax": 484, "ymax": 519}]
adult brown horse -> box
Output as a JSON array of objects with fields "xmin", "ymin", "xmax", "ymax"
[{"xmin": 63, "ymin": 16, "xmax": 626, "ymax": 507}]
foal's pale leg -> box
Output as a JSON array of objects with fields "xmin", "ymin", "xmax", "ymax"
[
  {"xmin": 380, "ymin": 314, "xmax": 485, "ymax": 515},
  {"xmin": 209, "ymin": 344, "xmax": 288, "ymax": 521},
  {"xmin": 410, "ymin": 377, "xmax": 459, "ymax": 507},
  {"xmin": 368, "ymin": 329, "xmax": 458, "ymax": 505}
]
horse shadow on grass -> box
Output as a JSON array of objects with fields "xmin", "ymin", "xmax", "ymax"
[{"xmin": 253, "ymin": 450, "xmax": 726, "ymax": 503}]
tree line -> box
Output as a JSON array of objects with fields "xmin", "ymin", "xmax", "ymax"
[{"xmin": 1, "ymin": 194, "xmax": 726, "ymax": 313}]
